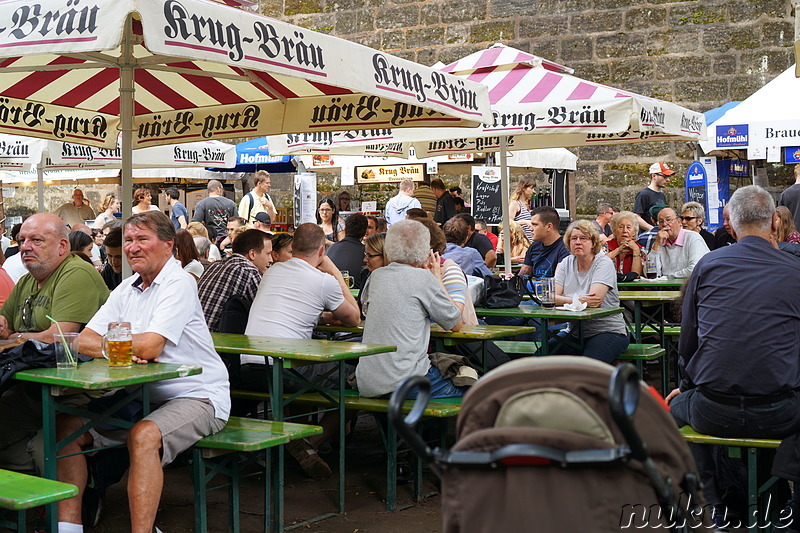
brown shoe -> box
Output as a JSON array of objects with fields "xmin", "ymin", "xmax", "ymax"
[{"xmin": 285, "ymin": 439, "xmax": 332, "ymax": 479}]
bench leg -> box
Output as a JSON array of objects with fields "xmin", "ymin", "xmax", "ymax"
[
  {"xmin": 386, "ymin": 422, "xmax": 397, "ymax": 512},
  {"xmin": 229, "ymin": 455, "xmax": 240, "ymax": 533},
  {"xmin": 747, "ymin": 447, "xmax": 758, "ymax": 533},
  {"xmin": 192, "ymin": 448, "xmax": 208, "ymax": 533}
]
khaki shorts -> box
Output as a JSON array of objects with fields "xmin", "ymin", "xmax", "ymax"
[{"xmin": 91, "ymin": 397, "xmax": 226, "ymax": 466}]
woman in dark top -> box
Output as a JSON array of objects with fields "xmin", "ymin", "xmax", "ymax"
[
  {"xmin": 680, "ymin": 201, "xmax": 716, "ymax": 251},
  {"xmin": 316, "ymin": 197, "xmax": 344, "ymax": 247}
]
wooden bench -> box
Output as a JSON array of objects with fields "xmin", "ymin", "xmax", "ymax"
[
  {"xmin": 0, "ymin": 469, "xmax": 78, "ymax": 532},
  {"xmin": 679, "ymin": 426, "xmax": 782, "ymax": 533},
  {"xmin": 231, "ymin": 389, "xmax": 461, "ymax": 511},
  {"xmin": 617, "ymin": 344, "xmax": 668, "ymax": 395},
  {"xmin": 493, "ymin": 341, "xmax": 668, "ymax": 394},
  {"xmin": 191, "ymin": 417, "xmax": 323, "ymax": 533}
]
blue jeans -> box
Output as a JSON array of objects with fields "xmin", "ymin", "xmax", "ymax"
[
  {"xmin": 548, "ymin": 332, "xmax": 629, "ymax": 364},
  {"xmin": 405, "ymin": 366, "xmax": 466, "ymax": 399},
  {"xmin": 671, "ymin": 388, "xmax": 800, "ymax": 506}
]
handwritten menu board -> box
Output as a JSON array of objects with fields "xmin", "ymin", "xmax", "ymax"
[{"xmin": 471, "ymin": 166, "xmax": 502, "ymax": 225}]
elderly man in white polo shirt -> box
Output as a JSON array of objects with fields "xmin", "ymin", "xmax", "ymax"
[
  {"xmin": 650, "ymin": 207, "xmax": 710, "ymax": 278},
  {"xmin": 56, "ymin": 211, "xmax": 230, "ymax": 533}
]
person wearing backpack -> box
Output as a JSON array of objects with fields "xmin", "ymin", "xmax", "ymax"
[
  {"xmin": 238, "ymin": 170, "xmax": 277, "ymax": 225},
  {"xmin": 384, "ymin": 179, "xmax": 421, "ymax": 227}
]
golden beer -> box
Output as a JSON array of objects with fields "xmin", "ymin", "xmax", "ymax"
[{"xmin": 106, "ymin": 339, "xmax": 133, "ymax": 367}]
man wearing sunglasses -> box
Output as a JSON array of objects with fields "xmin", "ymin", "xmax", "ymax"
[
  {"xmin": 650, "ymin": 207, "xmax": 710, "ymax": 278},
  {"xmin": 0, "ymin": 213, "xmax": 109, "ymax": 473},
  {"xmin": 634, "ymin": 163, "xmax": 674, "ymax": 230}
]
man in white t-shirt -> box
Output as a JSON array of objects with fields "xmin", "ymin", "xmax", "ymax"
[
  {"xmin": 238, "ymin": 170, "xmax": 277, "ymax": 225},
  {"xmin": 243, "ymin": 223, "xmax": 359, "ymax": 477},
  {"xmin": 56, "ymin": 211, "xmax": 230, "ymax": 533}
]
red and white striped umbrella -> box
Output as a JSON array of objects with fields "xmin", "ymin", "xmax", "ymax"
[
  {"xmin": 268, "ymin": 43, "xmax": 706, "ymax": 157},
  {"xmin": 0, "ymin": 0, "xmax": 491, "ymax": 239}
]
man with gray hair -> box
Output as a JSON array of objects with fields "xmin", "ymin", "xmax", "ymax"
[
  {"xmin": 191, "ymin": 179, "xmax": 237, "ymax": 242},
  {"xmin": 357, "ymin": 219, "xmax": 464, "ymax": 399},
  {"xmin": 384, "ymin": 179, "xmax": 421, "ymax": 227},
  {"xmin": 650, "ymin": 206, "xmax": 709, "ymax": 277},
  {"xmin": 667, "ymin": 185, "xmax": 800, "ymax": 528},
  {"xmin": 593, "ymin": 202, "xmax": 614, "ymax": 242}
]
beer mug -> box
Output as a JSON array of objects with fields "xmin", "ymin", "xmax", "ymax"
[
  {"xmin": 534, "ymin": 278, "xmax": 557, "ymax": 309},
  {"xmin": 102, "ymin": 322, "xmax": 133, "ymax": 368}
]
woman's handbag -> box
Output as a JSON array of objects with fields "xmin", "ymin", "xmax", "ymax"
[{"xmin": 484, "ymin": 274, "xmax": 530, "ymax": 308}]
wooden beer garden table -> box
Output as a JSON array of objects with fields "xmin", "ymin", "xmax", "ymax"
[
  {"xmin": 473, "ymin": 306, "xmax": 624, "ymax": 356},
  {"xmin": 14, "ymin": 358, "xmax": 202, "ymax": 532},
  {"xmin": 211, "ymin": 333, "xmax": 396, "ymax": 521},
  {"xmin": 617, "ymin": 278, "xmax": 687, "ymax": 289},
  {"xmin": 315, "ymin": 323, "xmax": 536, "ymax": 373},
  {"xmin": 617, "ymin": 290, "xmax": 682, "ymax": 345}
]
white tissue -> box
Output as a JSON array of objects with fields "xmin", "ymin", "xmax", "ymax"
[{"xmin": 559, "ymin": 293, "xmax": 588, "ymax": 312}]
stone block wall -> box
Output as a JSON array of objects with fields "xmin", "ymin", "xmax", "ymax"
[{"xmin": 267, "ymin": 0, "xmax": 797, "ymax": 214}]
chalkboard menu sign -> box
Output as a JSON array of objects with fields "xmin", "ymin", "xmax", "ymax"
[
  {"xmin": 471, "ymin": 166, "xmax": 502, "ymax": 225},
  {"xmin": 685, "ymin": 161, "xmax": 708, "ymax": 225}
]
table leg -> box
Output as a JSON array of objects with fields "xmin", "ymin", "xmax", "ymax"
[
  {"xmin": 539, "ymin": 322, "xmax": 550, "ymax": 356},
  {"xmin": 273, "ymin": 363, "xmax": 284, "ymax": 533},
  {"xmin": 337, "ymin": 362, "xmax": 345, "ymax": 514},
  {"xmin": 41, "ymin": 384, "xmax": 58, "ymax": 533},
  {"xmin": 634, "ymin": 302, "xmax": 643, "ymax": 345}
]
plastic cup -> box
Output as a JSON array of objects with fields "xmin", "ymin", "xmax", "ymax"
[{"xmin": 54, "ymin": 332, "xmax": 79, "ymax": 369}]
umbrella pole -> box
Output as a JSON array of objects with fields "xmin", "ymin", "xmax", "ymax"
[
  {"xmin": 120, "ymin": 14, "xmax": 134, "ymax": 278},
  {"xmin": 37, "ymin": 157, "xmax": 44, "ymax": 213},
  {"xmin": 499, "ymin": 137, "xmax": 512, "ymax": 277}
]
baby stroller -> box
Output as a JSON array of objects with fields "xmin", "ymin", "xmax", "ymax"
[{"xmin": 389, "ymin": 357, "xmax": 706, "ymax": 532}]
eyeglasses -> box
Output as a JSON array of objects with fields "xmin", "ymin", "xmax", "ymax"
[
  {"xmin": 679, "ymin": 216, "xmax": 698, "ymax": 221},
  {"xmin": 569, "ymin": 235, "xmax": 592, "ymax": 243},
  {"xmin": 318, "ymin": 208, "xmax": 333, "ymax": 213},
  {"xmin": 658, "ymin": 217, "xmax": 677, "ymax": 226},
  {"xmin": 21, "ymin": 296, "xmax": 34, "ymax": 330},
  {"xmin": 364, "ymin": 252, "xmax": 382, "ymax": 259}
]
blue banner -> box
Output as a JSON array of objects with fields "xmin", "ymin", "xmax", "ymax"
[
  {"xmin": 715, "ymin": 124, "xmax": 748, "ymax": 148},
  {"xmin": 785, "ymin": 146, "xmax": 800, "ymax": 164}
]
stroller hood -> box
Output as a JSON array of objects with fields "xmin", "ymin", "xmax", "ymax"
[{"xmin": 440, "ymin": 357, "xmax": 703, "ymax": 532}]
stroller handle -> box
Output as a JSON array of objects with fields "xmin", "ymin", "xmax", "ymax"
[
  {"xmin": 388, "ymin": 376, "xmax": 434, "ymax": 463},
  {"xmin": 609, "ymin": 363, "xmax": 648, "ymax": 462}
]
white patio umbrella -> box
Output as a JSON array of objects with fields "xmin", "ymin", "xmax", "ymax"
[
  {"xmin": 0, "ymin": 133, "xmax": 236, "ymax": 211},
  {"xmin": 268, "ymin": 44, "xmax": 707, "ymax": 274},
  {"xmin": 0, "ymin": 0, "xmax": 491, "ymax": 222}
]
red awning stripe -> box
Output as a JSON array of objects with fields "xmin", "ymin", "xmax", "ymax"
[
  {"xmin": 519, "ymin": 71, "xmax": 561, "ymax": 103},
  {"xmin": 134, "ymin": 69, "xmax": 197, "ymax": 110},
  {"xmin": 307, "ymin": 80, "xmax": 353, "ymax": 96},
  {"xmin": 51, "ymin": 69, "xmax": 119, "ymax": 108},
  {"xmin": 566, "ymin": 81, "xmax": 599, "ymax": 101},
  {"xmin": 248, "ymin": 70, "xmax": 298, "ymax": 99},
  {"xmin": 486, "ymin": 66, "xmax": 528, "ymax": 105}
]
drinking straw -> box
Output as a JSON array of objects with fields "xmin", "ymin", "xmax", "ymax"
[{"xmin": 45, "ymin": 314, "xmax": 75, "ymax": 364}]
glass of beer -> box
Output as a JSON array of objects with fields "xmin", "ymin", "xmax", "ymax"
[
  {"xmin": 102, "ymin": 322, "xmax": 133, "ymax": 368},
  {"xmin": 536, "ymin": 278, "xmax": 557, "ymax": 309}
]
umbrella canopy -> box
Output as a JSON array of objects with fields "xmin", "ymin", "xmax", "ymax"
[
  {"xmin": 0, "ymin": 134, "xmax": 236, "ymax": 171},
  {"xmin": 699, "ymin": 64, "xmax": 799, "ymax": 154},
  {"xmin": 297, "ymin": 148, "xmax": 579, "ymax": 172},
  {"xmin": 268, "ymin": 43, "xmax": 706, "ymax": 157},
  {"xmin": 0, "ymin": 0, "xmax": 490, "ymax": 150},
  {"xmin": 209, "ymin": 136, "xmax": 297, "ymax": 173}
]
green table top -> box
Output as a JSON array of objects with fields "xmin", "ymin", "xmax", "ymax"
[
  {"xmin": 212, "ymin": 332, "xmax": 396, "ymax": 362},
  {"xmin": 0, "ymin": 469, "xmax": 78, "ymax": 510},
  {"xmin": 315, "ymin": 323, "xmax": 535, "ymax": 340},
  {"xmin": 617, "ymin": 278, "xmax": 687, "ymax": 288},
  {"xmin": 194, "ymin": 417, "xmax": 323, "ymax": 452},
  {"xmin": 618, "ymin": 290, "xmax": 682, "ymax": 301},
  {"xmin": 474, "ymin": 306, "xmax": 624, "ymax": 319},
  {"xmin": 350, "ymin": 288, "xmax": 359, "ymax": 297},
  {"xmin": 13, "ymin": 358, "xmax": 202, "ymax": 390}
]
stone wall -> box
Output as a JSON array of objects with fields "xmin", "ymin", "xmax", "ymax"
[{"xmin": 265, "ymin": 0, "xmax": 797, "ymax": 214}]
